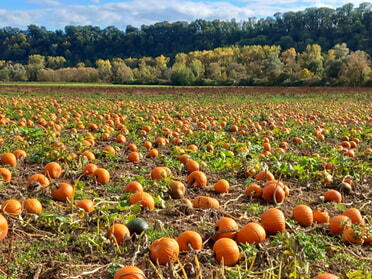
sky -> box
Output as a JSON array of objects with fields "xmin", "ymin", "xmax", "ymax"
[{"xmin": 0, "ymin": 0, "xmax": 367, "ymax": 31}]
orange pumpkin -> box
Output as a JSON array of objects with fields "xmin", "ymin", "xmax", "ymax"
[
  {"xmin": 150, "ymin": 237, "xmax": 179, "ymax": 265},
  {"xmin": 214, "ymin": 179, "xmax": 230, "ymax": 193},
  {"xmin": 128, "ymin": 151, "xmax": 140, "ymax": 162},
  {"xmin": 262, "ymin": 180, "xmax": 286, "ymax": 204},
  {"xmin": 113, "ymin": 266, "xmax": 146, "ymax": 279},
  {"xmin": 193, "ymin": 196, "xmax": 220, "ymax": 209},
  {"xmin": 324, "ymin": 189, "xmax": 342, "ymax": 203},
  {"xmin": 13, "ymin": 149, "xmax": 27, "ymax": 159},
  {"xmin": 52, "ymin": 183, "xmax": 74, "ymax": 202},
  {"xmin": 0, "ymin": 168, "xmax": 11, "ymax": 183},
  {"xmin": 129, "ymin": 191, "xmax": 155, "ymax": 210},
  {"xmin": 245, "ymin": 183, "xmax": 262, "ymax": 198},
  {"xmin": 342, "ymin": 227, "xmax": 364, "ymax": 245},
  {"xmin": 313, "ymin": 209, "xmax": 330, "ymax": 224},
  {"xmin": 342, "ymin": 208, "xmax": 364, "ymax": 225},
  {"xmin": 261, "ymin": 208, "xmax": 286, "ymax": 235},
  {"xmin": 76, "ymin": 199, "xmax": 95, "ymax": 213},
  {"xmin": 125, "ymin": 181, "xmax": 144, "ymax": 193},
  {"xmin": 151, "ymin": 166, "xmax": 168, "ymax": 180},
  {"xmin": 213, "ymin": 237, "xmax": 240, "ymax": 266},
  {"xmin": 185, "ymin": 159, "xmax": 200, "ymax": 173},
  {"xmin": 187, "ymin": 171, "xmax": 207, "ymax": 187},
  {"xmin": 83, "ymin": 163, "xmax": 98, "ymax": 176},
  {"xmin": 177, "ymin": 230, "xmax": 203, "ymax": 251},
  {"xmin": 213, "ymin": 217, "xmax": 238, "ymax": 241},
  {"xmin": 329, "ymin": 215, "xmax": 351, "ymax": 235},
  {"xmin": 255, "ymin": 169, "xmax": 275, "ymax": 181},
  {"xmin": 1, "ymin": 152, "xmax": 17, "ymax": 167},
  {"xmin": 27, "ymin": 173, "xmax": 50, "ymax": 189},
  {"xmin": 168, "ymin": 180, "xmax": 185, "ymax": 199},
  {"xmin": 108, "ymin": 223, "xmax": 130, "ymax": 245},
  {"xmin": 1, "ymin": 199, "xmax": 22, "ymax": 215},
  {"xmin": 314, "ymin": 273, "xmax": 339, "ymax": 279},
  {"xmin": 44, "ymin": 161, "xmax": 62, "ymax": 179},
  {"xmin": 0, "ymin": 214, "xmax": 8, "ymax": 241},
  {"xmin": 147, "ymin": 148, "xmax": 159, "ymax": 158},
  {"xmin": 292, "ymin": 204, "xmax": 313, "ymax": 227},
  {"xmin": 236, "ymin": 222, "xmax": 266, "ymax": 245},
  {"xmin": 93, "ymin": 168, "xmax": 110, "ymax": 184},
  {"xmin": 23, "ymin": 198, "xmax": 43, "ymax": 214}
]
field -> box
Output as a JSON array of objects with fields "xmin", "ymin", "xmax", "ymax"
[{"xmin": 0, "ymin": 85, "xmax": 371, "ymax": 279}]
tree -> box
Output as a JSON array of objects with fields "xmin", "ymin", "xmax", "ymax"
[
  {"xmin": 96, "ymin": 59, "xmax": 112, "ymax": 83},
  {"xmin": 47, "ymin": 56, "xmax": 66, "ymax": 70},
  {"xmin": 300, "ymin": 44, "xmax": 323, "ymax": 78},
  {"xmin": 170, "ymin": 64, "xmax": 195, "ymax": 85},
  {"xmin": 111, "ymin": 58, "xmax": 134, "ymax": 84},
  {"xmin": 339, "ymin": 51, "xmax": 371, "ymax": 86},
  {"xmin": 27, "ymin": 54, "xmax": 45, "ymax": 81}
]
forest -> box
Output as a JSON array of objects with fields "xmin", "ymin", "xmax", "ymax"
[{"xmin": 0, "ymin": 2, "xmax": 371, "ymax": 86}]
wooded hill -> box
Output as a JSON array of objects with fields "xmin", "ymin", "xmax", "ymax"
[{"xmin": 0, "ymin": 2, "xmax": 371, "ymax": 86}]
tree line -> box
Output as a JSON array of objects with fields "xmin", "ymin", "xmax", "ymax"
[
  {"xmin": 0, "ymin": 2, "xmax": 371, "ymax": 86},
  {"xmin": 1, "ymin": 43, "xmax": 371, "ymax": 86}
]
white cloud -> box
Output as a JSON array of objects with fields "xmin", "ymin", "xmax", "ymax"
[{"xmin": 26, "ymin": 0, "xmax": 60, "ymax": 6}]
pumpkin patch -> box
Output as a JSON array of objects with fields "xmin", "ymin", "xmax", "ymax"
[{"xmin": 0, "ymin": 87, "xmax": 371, "ymax": 278}]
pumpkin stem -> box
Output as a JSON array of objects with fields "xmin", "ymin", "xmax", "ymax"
[{"xmin": 187, "ymin": 178, "xmax": 196, "ymax": 187}]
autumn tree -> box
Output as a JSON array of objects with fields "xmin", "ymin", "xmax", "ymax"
[
  {"xmin": 27, "ymin": 54, "xmax": 45, "ymax": 81},
  {"xmin": 339, "ymin": 50, "xmax": 371, "ymax": 86}
]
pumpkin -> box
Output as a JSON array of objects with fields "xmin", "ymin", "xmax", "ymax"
[
  {"xmin": 324, "ymin": 189, "xmax": 342, "ymax": 203},
  {"xmin": 113, "ymin": 266, "xmax": 146, "ymax": 279},
  {"xmin": 150, "ymin": 237, "xmax": 179, "ymax": 265},
  {"xmin": 261, "ymin": 208, "xmax": 286, "ymax": 235},
  {"xmin": 52, "ymin": 183, "xmax": 74, "ymax": 202},
  {"xmin": 177, "ymin": 230, "xmax": 203, "ymax": 251},
  {"xmin": 313, "ymin": 272, "xmax": 339, "ymax": 279},
  {"xmin": 0, "ymin": 214, "xmax": 8, "ymax": 241},
  {"xmin": 178, "ymin": 154, "xmax": 191, "ymax": 165},
  {"xmin": 128, "ymin": 151, "xmax": 140, "ymax": 162},
  {"xmin": 213, "ymin": 238, "xmax": 240, "ymax": 266},
  {"xmin": 236, "ymin": 222, "xmax": 266, "ymax": 245},
  {"xmin": 23, "ymin": 198, "xmax": 43, "ymax": 214},
  {"xmin": 13, "ymin": 149, "xmax": 27, "ymax": 159},
  {"xmin": 214, "ymin": 179, "xmax": 230, "ymax": 194},
  {"xmin": 0, "ymin": 168, "xmax": 12, "ymax": 183},
  {"xmin": 213, "ymin": 217, "xmax": 238, "ymax": 241},
  {"xmin": 81, "ymin": 150, "xmax": 95, "ymax": 161},
  {"xmin": 27, "ymin": 173, "xmax": 50, "ymax": 189},
  {"xmin": 255, "ymin": 169, "xmax": 275, "ymax": 181},
  {"xmin": 1, "ymin": 152, "xmax": 17, "ymax": 167},
  {"xmin": 103, "ymin": 145, "xmax": 116, "ymax": 155},
  {"xmin": 342, "ymin": 227, "xmax": 364, "ymax": 245},
  {"xmin": 83, "ymin": 163, "xmax": 98, "ymax": 176},
  {"xmin": 262, "ymin": 180, "xmax": 286, "ymax": 204},
  {"xmin": 292, "ymin": 204, "xmax": 313, "ymax": 227},
  {"xmin": 93, "ymin": 168, "xmax": 110, "ymax": 184},
  {"xmin": 337, "ymin": 182, "xmax": 352, "ymax": 195},
  {"xmin": 329, "ymin": 215, "xmax": 351, "ymax": 235},
  {"xmin": 342, "ymin": 208, "xmax": 364, "ymax": 225},
  {"xmin": 313, "ymin": 209, "xmax": 330, "ymax": 224},
  {"xmin": 147, "ymin": 148, "xmax": 159, "ymax": 158},
  {"xmin": 151, "ymin": 166, "xmax": 168, "ymax": 180},
  {"xmin": 127, "ymin": 143, "xmax": 137, "ymax": 152},
  {"xmin": 193, "ymin": 196, "xmax": 220, "ymax": 209},
  {"xmin": 168, "ymin": 180, "xmax": 186, "ymax": 199},
  {"xmin": 126, "ymin": 218, "xmax": 149, "ymax": 235},
  {"xmin": 44, "ymin": 162, "xmax": 62, "ymax": 179},
  {"xmin": 125, "ymin": 181, "xmax": 144, "ymax": 193},
  {"xmin": 129, "ymin": 191, "xmax": 155, "ymax": 210},
  {"xmin": 143, "ymin": 140, "xmax": 152, "ymax": 150},
  {"xmin": 76, "ymin": 199, "xmax": 94, "ymax": 213},
  {"xmin": 1, "ymin": 199, "xmax": 22, "ymax": 215},
  {"xmin": 108, "ymin": 223, "xmax": 130, "ymax": 245},
  {"xmin": 187, "ymin": 171, "xmax": 207, "ymax": 187},
  {"xmin": 245, "ymin": 183, "xmax": 262, "ymax": 198},
  {"xmin": 185, "ymin": 159, "xmax": 200, "ymax": 173}
]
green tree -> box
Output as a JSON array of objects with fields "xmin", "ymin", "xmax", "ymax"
[
  {"xmin": 300, "ymin": 44, "xmax": 324, "ymax": 78},
  {"xmin": 111, "ymin": 58, "xmax": 134, "ymax": 84},
  {"xmin": 96, "ymin": 59, "xmax": 112, "ymax": 83},
  {"xmin": 47, "ymin": 56, "xmax": 67, "ymax": 70},
  {"xmin": 27, "ymin": 54, "xmax": 45, "ymax": 81},
  {"xmin": 170, "ymin": 64, "xmax": 195, "ymax": 85}
]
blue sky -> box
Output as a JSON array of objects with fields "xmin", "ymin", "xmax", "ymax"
[{"xmin": 0, "ymin": 0, "xmax": 367, "ymax": 30}]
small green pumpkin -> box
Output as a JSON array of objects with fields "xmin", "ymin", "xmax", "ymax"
[{"xmin": 126, "ymin": 218, "xmax": 149, "ymax": 235}]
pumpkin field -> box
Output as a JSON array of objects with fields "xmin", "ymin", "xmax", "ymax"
[{"xmin": 0, "ymin": 85, "xmax": 371, "ymax": 279}]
